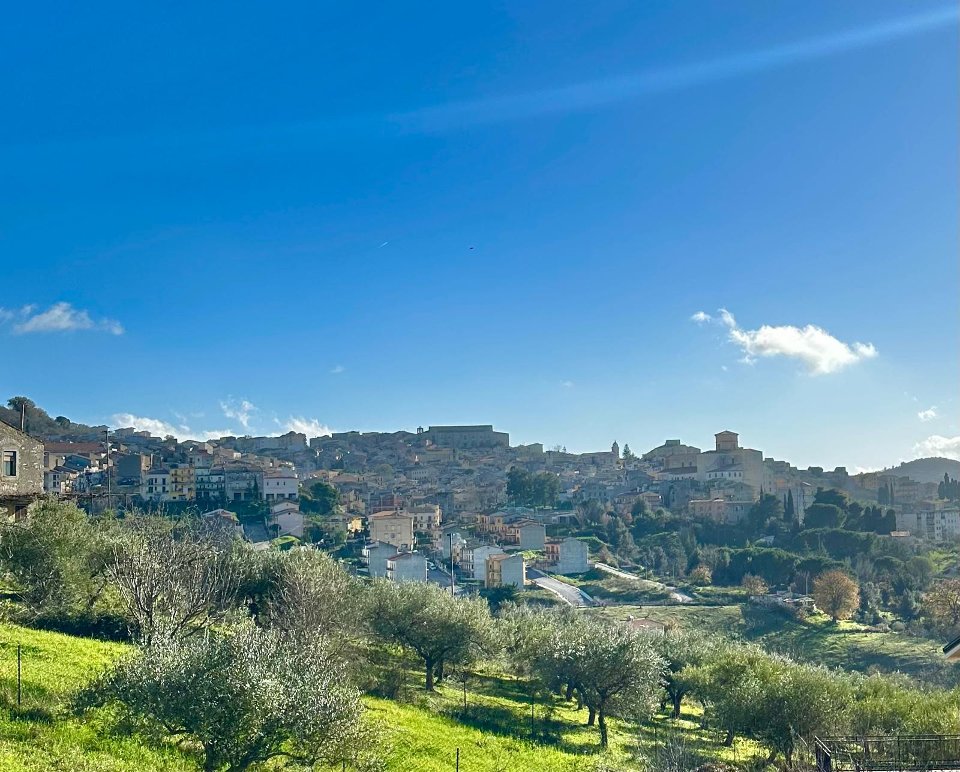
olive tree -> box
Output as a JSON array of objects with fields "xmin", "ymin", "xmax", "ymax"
[
  {"xmin": 521, "ymin": 612, "xmax": 664, "ymax": 748},
  {"xmin": 77, "ymin": 622, "xmax": 367, "ymax": 772},
  {"xmin": 0, "ymin": 500, "xmax": 112, "ymax": 618},
  {"xmin": 366, "ymin": 579, "xmax": 495, "ymax": 690},
  {"xmin": 572, "ymin": 620, "xmax": 665, "ymax": 747},
  {"xmin": 849, "ymin": 672, "xmax": 960, "ymax": 736},
  {"xmin": 753, "ymin": 659, "xmax": 850, "ymax": 768},
  {"xmin": 250, "ymin": 548, "xmax": 360, "ymax": 648},
  {"xmin": 108, "ymin": 516, "xmax": 242, "ymax": 643},
  {"xmin": 655, "ymin": 628, "xmax": 716, "ymax": 718},
  {"xmin": 684, "ymin": 643, "xmax": 850, "ymax": 768},
  {"xmin": 680, "ymin": 641, "xmax": 774, "ymax": 748}
]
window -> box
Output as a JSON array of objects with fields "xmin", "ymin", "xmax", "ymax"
[{"xmin": 2, "ymin": 451, "xmax": 16, "ymax": 477}]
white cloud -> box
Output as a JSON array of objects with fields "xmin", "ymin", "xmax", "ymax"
[
  {"xmin": 918, "ymin": 407, "xmax": 938, "ymax": 422},
  {"xmin": 693, "ymin": 307, "xmax": 877, "ymax": 375},
  {"xmin": 193, "ymin": 428, "xmax": 239, "ymax": 441},
  {"xmin": 112, "ymin": 413, "xmax": 183, "ymax": 438},
  {"xmin": 1, "ymin": 302, "xmax": 123, "ymax": 335},
  {"xmin": 330, "ymin": 364, "xmax": 346, "ymax": 375},
  {"xmin": 220, "ymin": 398, "xmax": 257, "ymax": 430},
  {"xmin": 112, "ymin": 412, "xmax": 237, "ymax": 442},
  {"xmin": 561, "ymin": 380, "xmax": 574, "ymax": 388},
  {"xmin": 283, "ymin": 416, "xmax": 333, "ymax": 437},
  {"xmin": 691, "ymin": 311, "xmax": 712, "ymax": 323},
  {"xmin": 914, "ymin": 435, "xmax": 960, "ymax": 461}
]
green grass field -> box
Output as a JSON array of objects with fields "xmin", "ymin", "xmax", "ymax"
[
  {"xmin": 7, "ymin": 598, "xmax": 942, "ymax": 771},
  {"xmin": 0, "ymin": 623, "xmax": 194, "ymax": 771},
  {"xmin": 0, "ymin": 620, "xmax": 764, "ymax": 771},
  {"xmin": 365, "ymin": 672, "xmax": 760, "ymax": 771},
  {"xmin": 598, "ymin": 602, "xmax": 956, "ymax": 685}
]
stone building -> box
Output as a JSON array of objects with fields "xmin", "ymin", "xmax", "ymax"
[
  {"xmin": 424, "ymin": 425, "xmax": 509, "ymax": 449},
  {"xmin": 0, "ymin": 420, "xmax": 44, "ymax": 518}
]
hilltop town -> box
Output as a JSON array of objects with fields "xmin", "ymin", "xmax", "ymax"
[{"xmin": 3, "ymin": 396, "xmax": 959, "ymax": 603}]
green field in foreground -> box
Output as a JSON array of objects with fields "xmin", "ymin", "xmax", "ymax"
[
  {"xmin": 0, "ymin": 623, "xmax": 194, "ymax": 771},
  {"xmin": 598, "ymin": 603, "xmax": 956, "ymax": 685},
  {"xmin": 0, "ymin": 620, "xmax": 764, "ymax": 771},
  {"xmin": 366, "ymin": 677, "xmax": 759, "ymax": 771}
]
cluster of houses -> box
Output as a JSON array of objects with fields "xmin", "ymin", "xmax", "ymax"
[
  {"xmin": 31, "ymin": 418, "xmax": 949, "ymax": 532},
  {"xmin": 4, "ymin": 412, "xmax": 959, "ymax": 573},
  {"xmin": 356, "ymin": 501, "xmax": 590, "ymax": 590}
]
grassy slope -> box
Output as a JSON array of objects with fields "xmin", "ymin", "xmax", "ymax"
[
  {"xmin": 0, "ymin": 621, "xmax": 762, "ymax": 771},
  {"xmin": 366, "ymin": 673, "xmax": 760, "ymax": 772},
  {"xmin": 0, "ymin": 623, "xmax": 193, "ymax": 771},
  {"xmin": 557, "ymin": 569, "xmax": 669, "ymax": 605},
  {"xmin": 599, "ymin": 603, "xmax": 955, "ymax": 684}
]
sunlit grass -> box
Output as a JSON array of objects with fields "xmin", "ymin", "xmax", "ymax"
[
  {"xmin": 0, "ymin": 622, "xmax": 194, "ymax": 771},
  {"xmin": 597, "ymin": 602, "xmax": 955, "ymax": 684}
]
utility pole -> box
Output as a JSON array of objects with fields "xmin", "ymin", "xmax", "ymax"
[
  {"xmin": 104, "ymin": 428, "xmax": 111, "ymax": 511},
  {"xmin": 449, "ymin": 532, "xmax": 456, "ymax": 596}
]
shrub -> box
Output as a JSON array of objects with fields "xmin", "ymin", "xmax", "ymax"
[{"xmin": 77, "ymin": 622, "xmax": 368, "ymax": 771}]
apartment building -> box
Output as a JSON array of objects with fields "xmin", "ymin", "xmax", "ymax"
[
  {"xmin": 896, "ymin": 509, "xmax": 960, "ymax": 541},
  {"xmin": 368, "ymin": 510, "xmax": 414, "ymax": 549},
  {"xmin": 386, "ymin": 551, "xmax": 428, "ymax": 583},
  {"xmin": 485, "ymin": 553, "xmax": 526, "ymax": 588}
]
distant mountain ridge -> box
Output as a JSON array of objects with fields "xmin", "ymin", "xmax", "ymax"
[{"xmin": 883, "ymin": 457, "xmax": 960, "ymax": 484}]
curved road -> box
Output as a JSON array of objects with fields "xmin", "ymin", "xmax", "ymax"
[{"xmin": 528, "ymin": 568, "xmax": 594, "ymax": 607}]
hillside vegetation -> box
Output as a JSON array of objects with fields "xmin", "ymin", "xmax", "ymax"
[
  {"xmin": 0, "ymin": 620, "xmax": 759, "ymax": 771},
  {"xmin": 598, "ymin": 603, "xmax": 956, "ymax": 685},
  {"xmin": 4, "ymin": 500, "xmax": 960, "ymax": 772}
]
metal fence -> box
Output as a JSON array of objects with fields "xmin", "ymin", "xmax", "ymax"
[{"xmin": 815, "ymin": 735, "xmax": 960, "ymax": 771}]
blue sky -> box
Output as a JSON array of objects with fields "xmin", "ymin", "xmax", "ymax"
[{"xmin": 1, "ymin": 1, "xmax": 957, "ymax": 470}]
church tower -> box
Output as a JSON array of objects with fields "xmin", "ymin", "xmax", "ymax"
[{"xmin": 611, "ymin": 440, "xmax": 620, "ymax": 459}]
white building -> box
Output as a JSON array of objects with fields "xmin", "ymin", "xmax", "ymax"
[
  {"xmin": 268, "ymin": 500, "xmax": 304, "ymax": 538},
  {"xmin": 463, "ymin": 544, "xmax": 505, "ymax": 580},
  {"xmin": 387, "ymin": 551, "xmax": 428, "ymax": 582},
  {"xmin": 263, "ymin": 471, "xmax": 298, "ymax": 502},
  {"xmin": 140, "ymin": 468, "xmax": 172, "ymax": 501},
  {"xmin": 547, "ymin": 537, "xmax": 590, "ymax": 575},
  {"xmin": 486, "ymin": 553, "xmax": 526, "ymax": 588},
  {"xmin": 896, "ymin": 509, "xmax": 960, "ymax": 541},
  {"xmin": 363, "ymin": 541, "xmax": 397, "ymax": 578},
  {"xmin": 508, "ymin": 520, "xmax": 546, "ymax": 550},
  {"xmin": 44, "ymin": 466, "xmax": 78, "ymax": 494}
]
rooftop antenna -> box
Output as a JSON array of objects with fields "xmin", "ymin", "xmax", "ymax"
[{"xmin": 20, "ymin": 403, "xmax": 26, "ymax": 432}]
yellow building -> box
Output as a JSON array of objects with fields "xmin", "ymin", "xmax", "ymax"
[
  {"xmin": 169, "ymin": 466, "xmax": 196, "ymax": 501},
  {"xmin": 368, "ymin": 511, "xmax": 414, "ymax": 548}
]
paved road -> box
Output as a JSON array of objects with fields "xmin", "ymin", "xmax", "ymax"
[
  {"xmin": 427, "ymin": 566, "xmax": 464, "ymax": 593},
  {"xmin": 528, "ymin": 569, "xmax": 593, "ymax": 607},
  {"xmin": 594, "ymin": 562, "xmax": 693, "ymax": 603}
]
